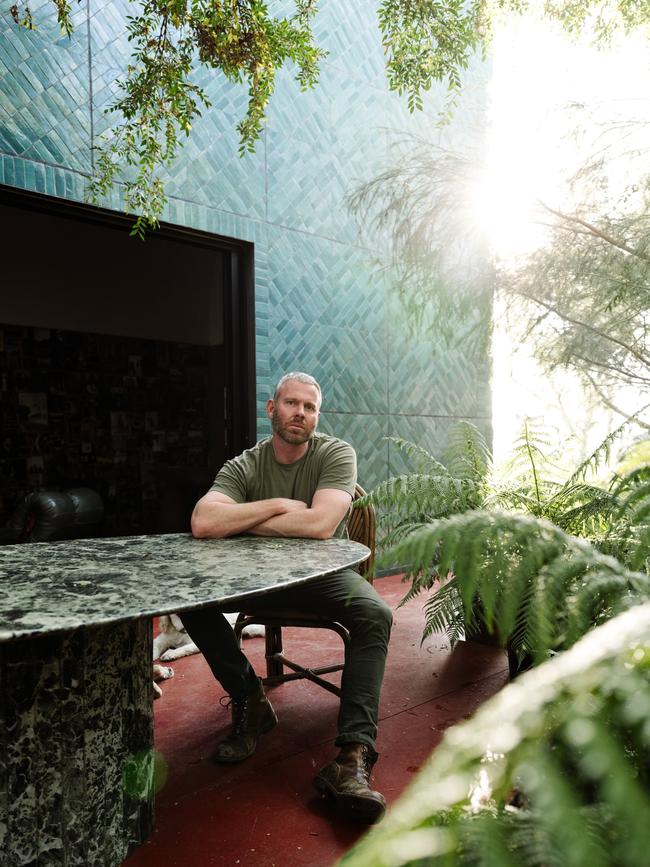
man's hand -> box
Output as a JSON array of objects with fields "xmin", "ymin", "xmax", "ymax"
[{"xmin": 191, "ymin": 492, "xmax": 306, "ymax": 539}]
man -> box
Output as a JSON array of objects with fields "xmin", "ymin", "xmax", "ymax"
[{"xmin": 181, "ymin": 372, "xmax": 392, "ymax": 823}]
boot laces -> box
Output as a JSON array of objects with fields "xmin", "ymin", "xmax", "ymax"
[
  {"xmin": 220, "ymin": 694, "xmax": 249, "ymax": 734},
  {"xmin": 359, "ymin": 746, "xmax": 376, "ymax": 778}
]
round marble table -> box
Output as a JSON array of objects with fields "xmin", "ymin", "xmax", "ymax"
[{"xmin": 0, "ymin": 534, "xmax": 369, "ymax": 867}]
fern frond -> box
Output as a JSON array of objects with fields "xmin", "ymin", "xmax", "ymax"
[
  {"xmin": 628, "ymin": 524, "xmax": 650, "ymax": 573},
  {"xmin": 442, "ymin": 420, "xmax": 491, "ymax": 483},
  {"xmin": 610, "ymin": 464, "xmax": 650, "ymax": 496},
  {"xmin": 566, "ymin": 407, "xmax": 650, "ymax": 486},
  {"xmin": 420, "ymin": 578, "xmax": 463, "ymax": 644},
  {"xmin": 527, "ymin": 554, "xmax": 589, "ymax": 662},
  {"xmin": 358, "ymin": 473, "xmax": 484, "ymax": 520},
  {"xmin": 616, "ymin": 488, "xmax": 650, "ymax": 522},
  {"xmin": 551, "ymin": 488, "xmax": 618, "ymax": 536},
  {"xmin": 385, "ymin": 436, "xmax": 450, "ymax": 475},
  {"xmin": 379, "ymin": 520, "xmax": 435, "ymax": 550},
  {"xmin": 341, "ymin": 604, "xmax": 650, "ymax": 867},
  {"xmin": 381, "ymin": 511, "xmax": 650, "ymax": 658},
  {"xmin": 459, "ymin": 810, "xmax": 521, "ymax": 867},
  {"xmin": 486, "ymin": 487, "xmax": 542, "ymax": 513},
  {"xmin": 398, "ymin": 565, "xmax": 442, "ymax": 606},
  {"xmin": 513, "ymin": 742, "xmax": 608, "ymax": 867},
  {"xmin": 545, "ymin": 482, "xmax": 613, "ymax": 511},
  {"xmin": 499, "ymin": 418, "xmax": 560, "ymax": 488}
]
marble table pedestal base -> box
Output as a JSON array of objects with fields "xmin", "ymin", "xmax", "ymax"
[{"xmin": 1, "ymin": 619, "xmax": 155, "ymax": 867}]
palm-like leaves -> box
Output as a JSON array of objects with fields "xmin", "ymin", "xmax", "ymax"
[
  {"xmin": 608, "ymin": 466, "xmax": 650, "ymax": 571},
  {"xmin": 358, "ymin": 419, "xmax": 650, "ymax": 660},
  {"xmin": 340, "ymin": 602, "xmax": 650, "ymax": 867},
  {"xmin": 357, "ymin": 425, "xmax": 490, "ymax": 549},
  {"xmin": 385, "ymin": 511, "xmax": 650, "ymax": 665}
]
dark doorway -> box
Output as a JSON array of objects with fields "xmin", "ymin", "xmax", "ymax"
[{"xmin": 0, "ymin": 185, "xmax": 255, "ymax": 537}]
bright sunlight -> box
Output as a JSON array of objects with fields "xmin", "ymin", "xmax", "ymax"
[{"xmin": 480, "ymin": 13, "xmax": 650, "ymax": 465}]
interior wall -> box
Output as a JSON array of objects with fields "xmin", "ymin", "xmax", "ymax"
[
  {"xmin": 0, "ymin": 203, "xmax": 229, "ymax": 537},
  {"xmin": 0, "ymin": 0, "xmax": 492, "ymax": 491},
  {"xmin": 0, "ymin": 204, "xmax": 224, "ymax": 346}
]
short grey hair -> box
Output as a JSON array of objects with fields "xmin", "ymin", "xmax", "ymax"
[{"xmin": 273, "ymin": 371, "xmax": 322, "ymax": 404}]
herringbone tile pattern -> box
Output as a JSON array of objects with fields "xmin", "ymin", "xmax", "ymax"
[
  {"xmin": 270, "ymin": 321, "xmax": 387, "ymax": 415},
  {"xmin": 319, "ymin": 411, "xmax": 390, "ymax": 489},
  {"xmin": 267, "ymin": 228, "xmax": 387, "ymax": 332},
  {"xmin": 164, "ymin": 73, "xmax": 266, "ymax": 218},
  {"xmin": 388, "ymin": 338, "xmax": 492, "ymax": 419},
  {"xmin": 1, "ymin": 0, "xmax": 491, "ymax": 492},
  {"xmin": 387, "ymin": 414, "xmax": 493, "ymax": 477},
  {"xmin": 0, "ymin": 0, "xmax": 90, "ymax": 171},
  {"xmin": 316, "ymin": 0, "xmax": 386, "ymax": 83}
]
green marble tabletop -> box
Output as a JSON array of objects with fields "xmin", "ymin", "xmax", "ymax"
[{"xmin": 0, "ymin": 534, "xmax": 370, "ymax": 642}]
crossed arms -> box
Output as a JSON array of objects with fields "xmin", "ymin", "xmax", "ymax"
[{"xmin": 191, "ymin": 488, "xmax": 352, "ymax": 541}]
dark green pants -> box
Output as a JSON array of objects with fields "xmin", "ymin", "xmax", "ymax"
[{"xmin": 180, "ymin": 569, "xmax": 392, "ymax": 749}]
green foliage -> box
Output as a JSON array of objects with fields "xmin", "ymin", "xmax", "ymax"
[
  {"xmin": 10, "ymin": 0, "xmax": 76, "ymax": 36},
  {"xmin": 608, "ymin": 465, "xmax": 650, "ymax": 571},
  {"xmin": 357, "ymin": 424, "xmax": 490, "ymax": 549},
  {"xmin": 386, "ymin": 510, "xmax": 650, "ymax": 665},
  {"xmin": 360, "ymin": 416, "xmax": 650, "ymax": 659},
  {"xmin": 86, "ymin": 0, "xmax": 325, "ymax": 236},
  {"xmin": 616, "ymin": 438, "xmax": 650, "ymax": 474},
  {"xmin": 501, "ymin": 193, "xmax": 650, "ymax": 409},
  {"xmin": 377, "ymin": 0, "xmax": 488, "ymax": 117},
  {"xmin": 377, "ymin": 0, "xmax": 650, "ymax": 119},
  {"xmin": 348, "ymin": 112, "xmax": 650, "ymax": 410},
  {"xmin": 492, "ymin": 418, "xmax": 623, "ymax": 540},
  {"xmin": 444, "ymin": 420, "xmax": 491, "ymax": 481},
  {"xmin": 351, "ymin": 420, "xmax": 650, "ymax": 865},
  {"xmin": 340, "ymin": 602, "xmax": 650, "ymax": 867},
  {"xmin": 10, "ymin": 0, "xmax": 649, "ymax": 231}
]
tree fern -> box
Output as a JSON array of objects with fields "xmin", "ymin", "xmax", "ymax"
[
  {"xmin": 606, "ymin": 466, "xmax": 650, "ymax": 570},
  {"xmin": 442, "ymin": 421, "xmax": 491, "ymax": 483},
  {"xmin": 564, "ymin": 407, "xmax": 650, "ymax": 487},
  {"xmin": 357, "ymin": 418, "xmax": 650, "ymax": 659},
  {"xmin": 340, "ymin": 603, "xmax": 650, "ymax": 867},
  {"xmin": 355, "ymin": 424, "xmax": 489, "ymax": 552},
  {"xmin": 383, "ymin": 512, "xmax": 650, "ymax": 663}
]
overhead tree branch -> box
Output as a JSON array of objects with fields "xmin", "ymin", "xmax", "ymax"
[
  {"xmin": 540, "ymin": 202, "xmax": 650, "ymax": 264},
  {"xmin": 512, "ymin": 288, "xmax": 650, "ymax": 369},
  {"xmin": 583, "ymin": 371, "xmax": 650, "ymax": 430}
]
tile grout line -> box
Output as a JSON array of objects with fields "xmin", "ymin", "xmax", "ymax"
[{"xmin": 86, "ymin": 0, "xmax": 95, "ymax": 173}]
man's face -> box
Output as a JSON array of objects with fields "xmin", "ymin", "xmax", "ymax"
[{"xmin": 268, "ymin": 381, "xmax": 320, "ymax": 446}]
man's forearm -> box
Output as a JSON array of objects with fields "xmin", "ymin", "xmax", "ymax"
[
  {"xmin": 192, "ymin": 499, "xmax": 293, "ymax": 539},
  {"xmin": 248, "ymin": 509, "xmax": 335, "ymax": 540}
]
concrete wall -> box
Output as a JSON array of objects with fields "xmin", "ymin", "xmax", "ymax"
[{"xmin": 0, "ymin": 0, "xmax": 492, "ymax": 488}]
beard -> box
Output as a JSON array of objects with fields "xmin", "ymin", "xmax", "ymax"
[{"xmin": 271, "ymin": 409, "xmax": 315, "ymax": 445}]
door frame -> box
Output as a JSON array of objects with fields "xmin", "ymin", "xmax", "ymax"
[{"xmin": 0, "ymin": 183, "xmax": 256, "ymax": 458}]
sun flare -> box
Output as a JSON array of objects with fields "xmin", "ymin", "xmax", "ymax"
[{"xmin": 482, "ymin": 16, "xmax": 650, "ymax": 462}]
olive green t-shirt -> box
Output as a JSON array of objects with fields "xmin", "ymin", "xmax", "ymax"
[{"xmin": 210, "ymin": 433, "xmax": 357, "ymax": 538}]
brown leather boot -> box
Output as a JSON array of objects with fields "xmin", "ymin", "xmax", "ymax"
[
  {"xmin": 313, "ymin": 744, "xmax": 386, "ymax": 823},
  {"xmin": 213, "ymin": 679, "xmax": 278, "ymax": 763}
]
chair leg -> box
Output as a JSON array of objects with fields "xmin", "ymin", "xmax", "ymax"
[
  {"xmin": 265, "ymin": 625, "xmax": 285, "ymax": 679},
  {"xmin": 234, "ymin": 614, "xmax": 350, "ymax": 696}
]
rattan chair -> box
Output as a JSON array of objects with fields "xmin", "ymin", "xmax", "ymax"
[{"xmin": 234, "ymin": 484, "xmax": 376, "ymax": 697}]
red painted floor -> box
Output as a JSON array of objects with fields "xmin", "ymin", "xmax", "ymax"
[{"xmin": 123, "ymin": 574, "xmax": 508, "ymax": 867}]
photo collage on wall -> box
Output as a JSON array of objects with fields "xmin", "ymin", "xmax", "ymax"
[{"xmin": 0, "ymin": 324, "xmax": 213, "ymax": 537}]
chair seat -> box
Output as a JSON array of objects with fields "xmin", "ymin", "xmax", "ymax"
[{"xmin": 237, "ymin": 609, "xmax": 345, "ymax": 627}]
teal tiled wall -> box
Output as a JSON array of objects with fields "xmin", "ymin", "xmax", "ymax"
[{"xmin": 0, "ymin": 0, "xmax": 492, "ymax": 488}]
